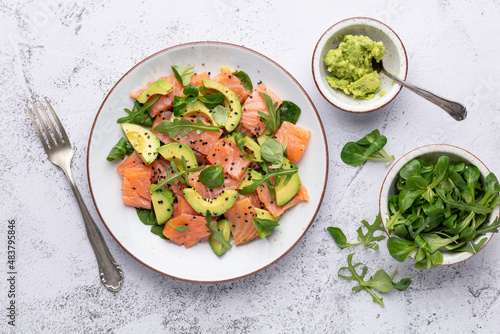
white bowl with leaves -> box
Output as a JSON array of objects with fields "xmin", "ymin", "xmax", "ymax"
[{"xmin": 379, "ymin": 144, "xmax": 500, "ymax": 268}]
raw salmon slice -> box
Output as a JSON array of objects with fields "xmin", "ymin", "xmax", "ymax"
[
  {"xmin": 274, "ymin": 121, "xmax": 311, "ymax": 163},
  {"xmin": 257, "ymin": 183, "xmax": 309, "ymax": 217},
  {"xmin": 152, "ymin": 111, "xmax": 175, "ymax": 144},
  {"xmin": 162, "ymin": 214, "xmax": 210, "ymax": 248},
  {"xmin": 224, "ymin": 197, "xmax": 259, "ymax": 245},
  {"xmin": 206, "ymin": 138, "xmax": 251, "ymax": 180},
  {"xmin": 150, "ymin": 157, "xmax": 169, "ymax": 184},
  {"xmin": 190, "ymin": 72, "xmax": 210, "ymax": 86},
  {"xmin": 188, "ymin": 170, "xmax": 243, "ymax": 199},
  {"xmin": 172, "ymin": 117, "xmax": 223, "ymax": 156},
  {"xmin": 173, "ymin": 194, "xmax": 198, "ymax": 217},
  {"xmin": 213, "ymin": 70, "xmax": 250, "ymax": 103},
  {"xmin": 149, "ymin": 75, "xmax": 184, "ymax": 118},
  {"xmin": 122, "ymin": 165, "xmax": 152, "ymax": 209},
  {"xmin": 241, "ymin": 83, "xmax": 283, "ymax": 136},
  {"xmin": 117, "ymin": 151, "xmax": 144, "ymax": 178}
]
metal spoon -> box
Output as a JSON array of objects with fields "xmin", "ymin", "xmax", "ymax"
[{"xmin": 372, "ymin": 59, "xmax": 467, "ymax": 121}]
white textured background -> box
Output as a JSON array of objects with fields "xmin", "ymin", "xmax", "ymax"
[{"xmin": 2, "ymin": 0, "xmax": 500, "ymax": 333}]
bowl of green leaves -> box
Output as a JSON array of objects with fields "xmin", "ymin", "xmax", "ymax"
[{"xmin": 379, "ymin": 144, "xmax": 500, "ymax": 269}]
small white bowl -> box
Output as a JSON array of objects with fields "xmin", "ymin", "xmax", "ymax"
[
  {"xmin": 379, "ymin": 144, "xmax": 499, "ymax": 266},
  {"xmin": 312, "ymin": 17, "xmax": 408, "ymax": 113}
]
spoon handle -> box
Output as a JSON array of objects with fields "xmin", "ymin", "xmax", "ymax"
[{"xmin": 381, "ymin": 69, "xmax": 467, "ymax": 121}]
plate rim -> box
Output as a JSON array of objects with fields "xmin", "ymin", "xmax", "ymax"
[{"xmin": 86, "ymin": 41, "xmax": 329, "ymax": 283}]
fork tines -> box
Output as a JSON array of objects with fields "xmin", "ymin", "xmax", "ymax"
[{"xmin": 25, "ymin": 98, "xmax": 70, "ymax": 152}]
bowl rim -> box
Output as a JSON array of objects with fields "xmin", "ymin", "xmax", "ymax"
[
  {"xmin": 86, "ymin": 41, "xmax": 329, "ymax": 283},
  {"xmin": 312, "ymin": 16, "xmax": 408, "ymax": 113},
  {"xmin": 378, "ymin": 144, "xmax": 498, "ymax": 266}
]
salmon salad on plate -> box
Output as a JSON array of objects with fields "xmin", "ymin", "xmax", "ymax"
[{"xmin": 106, "ymin": 65, "xmax": 311, "ymax": 256}]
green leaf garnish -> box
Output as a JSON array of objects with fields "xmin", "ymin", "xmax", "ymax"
[
  {"xmin": 211, "ymin": 105, "xmax": 229, "ymax": 127},
  {"xmin": 199, "ymin": 92, "xmax": 225, "ymax": 109},
  {"xmin": 340, "ymin": 129, "xmax": 394, "ymax": 166},
  {"xmin": 356, "ymin": 215, "xmax": 387, "ymax": 250},
  {"xmin": 171, "ymin": 65, "xmax": 194, "ymax": 86},
  {"xmin": 260, "ymin": 139, "xmax": 284, "ymax": 165},
  {"xmin": 136, "ymin": 208, "xmax": 167, "ymax": 239},
  {"xmin": 117, "ymin": 95, "xmax": 160, "ymax": 126},
  {"xmin": 153, "ymin": 118, "xmax": 220, "ymax": 138},
  {"xmin": 327, "ymin": 227, "xmax": 361, "ymax": 249},
  {"xmin": 106, "ymin": 137, "xmax": 133, "ymax": 161},
  {"xmin": 205, "ymin": 211, "xmax": 232, "ymax": 251},
  {"xmin": 258, "ymin": 92, "xmax": 280, "ymax": 134},
  {"xmin": 277, "ymin": 101, "xmax": 301, "ymax": 125},
  {"xmin": 169, "ymin": 222, "xmax": 189, "ymax": 233},
  {"xmin": 233, "ymin": 71, "xmax": 253, "ymax": 92},
  {"xmin": 338, "ymin": 253, "xmax": 385, "ymax": 306},
  {"xmin": 253, "ymin": 218, "xmax": 279, "ymax": 239},
  {"xmin": 199, "ymin": 164, "xmax": 224, "ymax": 188}
]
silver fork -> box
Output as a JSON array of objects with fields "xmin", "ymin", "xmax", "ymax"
[{"xmin": 26, "ymin": 98, "xmax": 124, "ymax": 292}]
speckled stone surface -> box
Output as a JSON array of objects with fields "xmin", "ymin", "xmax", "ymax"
[{"xmin": 2, "ymin": 0, "xmax": 500, "ymax": 333}]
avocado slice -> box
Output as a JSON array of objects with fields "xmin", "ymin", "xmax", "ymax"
[
  {"xmin": 226, "ymin": 134, "xmax": 262, "ymax": 161},
  {"xmin": 209, "ymin": 219, "xmax": 231, "ymax": 256},
  {"xmin": 275, "ymin": 158, "xmax": 301, "ymax": 206},
  {"xmin": 150, "ymin": 186, "xmax": 175, "ymax": 225},
  {"xmin": 137, "ymin": 79, "xmax": 173, "ymax": 103},
  {"xmin": 254, "ymin": 208, "xmax": 280, "ymax": 222},
  {"xmin": 202, "ymin": 79, "xmax": 242, "ymax": 132},
  {"xmin": 238, "ymin": 169, "xmax": 263, "ymax": 190},
  {"xmin": 157, "ymin": 143, "xmax": 198, "ymax": 170},
  {"xmin": 172, "ymin": 101, "xmax": 219, "ymax": 126},
  {"xmin": 121, "ymin": 123, "xmax": 160, "ymax": 164},
  {"xmin": 183, "ymin": 188, "xmax": 238, "ymax": 216},
  {"xmin": 257, "ymin": 128, "xmax": 273, "ymax": 146}
]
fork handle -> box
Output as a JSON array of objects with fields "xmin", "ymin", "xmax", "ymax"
[
  {"xmin": 63, "ymin": 169, "xmax": 124, "ymax": 291},
  {"xmin": 381, "ymin": 69, "xmax": 467, "ymax": 121}
]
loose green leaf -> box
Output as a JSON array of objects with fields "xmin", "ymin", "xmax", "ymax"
[
  {"xmin": 212, "ymin": 105, "xmax": 229, "ymax": 127},
  {"xmin": 258, "ymin": 92, "xmax": 280, "ymax": 134},
  {"xmin": 277, "ymin": 101, "xmax": 301, "ymax": 125},
  {"xmin": 150, "ymin": 224, "xmax": 167, "ymax": 239},
  {"xmin": 106, "ymin": 137, "xmax": 133, "ymax": 161},
  {"xmin": 233, "ymin": 70, "xmax": 253, "ymax": 92},
  {"xmin": 171, "ymin": 65, "xmax": 194, "ymax": 86},
  {"xmin": 360, "ymin": 269, "xmax": 393, "ymax": 293},
  {"xmin": 117, "ymin": 95, "xmax": 160, "ymax": 126},
  {"xmin": 340, "ymin": 130, "xmax": 394, "ymax": 166},
  {"xmin": 199, "ymin": 164, "xmax": 224, "ymax": 188},
  {"xmin": 200, "ymin": 92, "xmax": 225, "ymax": 109},
  {"xmin": 136, "ymin": 208, "xmax": 157, "ymax": 225},
  {"xmin": 169, "ymin": 222, "xmax": 189, "ymax": 233},
  {"xmin": 153, "ymin": 118, "xmax": 220, "ymax": 138},
  {"xmin": 338, "ymin": 253, "xmax": 385, "ymax": 306},
  {"xmin": 327, "ymin": 227, "xmax": 361, "ymax": 249},
  {"xmin": 392, "ymin": 277, "xmax": 412, "ymax": 291},
  {"xmin": 205, "ymin": 211, "xmax": 232, "ymax": 252},
  {"xmin": 253, "ymin": 218, "xmax": 280, "ymax": 239},
  {"xmin": 356, "ymin": 215, "xmax": 387, "ymax": 250},
  {"xmin": 261, "ymin": 139, "xmax": 284, "ymax": 164}
]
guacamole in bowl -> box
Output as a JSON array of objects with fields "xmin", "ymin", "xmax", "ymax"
[
  {"xmin": 324, "ymin": 35, "xmax": 386, "ymax": 100},
  {"xmin": 312, "ymin": 17, "xmax": 407, "ymax": 113}
]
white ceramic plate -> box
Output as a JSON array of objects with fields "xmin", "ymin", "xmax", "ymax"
[{"xmin": 87, "ymin": 42, "xmax": 328, "ymax": 283}]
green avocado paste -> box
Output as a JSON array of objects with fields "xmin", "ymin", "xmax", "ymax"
[{"xmin": 324, "ymin": 35, "xmax": 386, "ymax": 100}]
